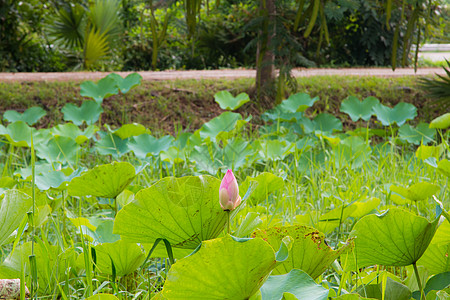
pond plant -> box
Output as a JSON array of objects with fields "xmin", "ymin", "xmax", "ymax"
[{"xmin": 0, "ymin": 73, "xmax": 449, "ymax": 299}]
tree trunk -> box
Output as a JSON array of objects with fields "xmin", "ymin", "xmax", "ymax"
[{"xmin": 255, "ymin": 0, "xmax": 276, "ymax": 106}]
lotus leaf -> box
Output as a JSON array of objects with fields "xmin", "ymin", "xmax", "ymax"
[
  {"xmin": 372, "ymin": 102, "xmax": 417, "ymax": 126},
  {"xmin": 214, "ymin": 90, "xmax": 250, "ymax": 110},
  {"xmin": 3, "ymin": 106, "xmax": 46, "ymax": 125},
  {"xmin": 93, "ymin": 240, "xmax": 145, "ymax": 276},
  {"xmin": 398, "ymin": 123, "xmax": 436, "ymax": 145},
  {"xmin": 239, "ymin": 172, "xmax": 284, "ymax": 205},
  {"xmin": 80, "ymin": 76, "xmax": 118, "ymax": 103},
  {"xmin": 340, "ymin": 96, "xmax": 379, "ymax": 122},
  {"xmin": 0, "ymin": 190, "xmax": 32, "ymax": 246},
  {"xmin": 160, "ymin": 235, "xmax": 278, "ymax": 299},
  {"xmin": 62, "ymin": 100, "xmax": 103, "ymax": 125},
  {"xmin": 68, "ymin": 162, "xmax": 137, "ymax": 198},
  {"xmin": 252, "ymin": 225, "xmax": 352, "ymax": 278},
  {"xmin": 429, "ymin": 113, "xmax": 450, "ymax": 129},
  {"xmin": 259, "ymin": 269, "xmax": 329, "ymax": 300},
  {"xmin": 349, "ymin": 208, "xmax": 441, "ymax": 267},
  {"xmin": 107, "ymin": 72, "xmax": 142, "ymax": 94},
  {"xmin": 113, "ymin": 176, "xmax": 227, "ymax": 248}
]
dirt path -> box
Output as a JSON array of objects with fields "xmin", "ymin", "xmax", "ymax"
[{"xmin": 0, "ymin": 67, "xmax": 445, "ymax": 82}]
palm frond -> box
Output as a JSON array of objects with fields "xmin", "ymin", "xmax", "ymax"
[
  {"xmin": 83, "ymin": 28, "xmax": 109, "ymax": 69},
  {"xmin": 46, "ymin": 4, "xmax": 87, "ymax": 49}
]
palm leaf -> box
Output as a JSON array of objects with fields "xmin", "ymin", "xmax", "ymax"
[
  {"xmin": 83, "ymin": 28, "xmax": 109, "ymax": 69},
  {"xmin": 88, "ymin": 0, "xmax": 122, "ymax": 43},
  {"xmin": 47, "ymin": 4, "xmax": 86, "ymax": 49},
  {"xmin": 418, "ymin": 59, "xmax": 450, "ymax": 109}
]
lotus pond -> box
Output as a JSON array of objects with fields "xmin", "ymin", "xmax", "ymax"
[{"xmin": 0, "ymin": 73, "xmax": 449, "ymax": 300}]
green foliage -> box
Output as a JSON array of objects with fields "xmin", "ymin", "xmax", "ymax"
[
  {"xmin": 61, "ymin": 100, "xmax": 103, "ymax": 125},
  {"xmin": 3, "ymin": 107, "xmax": 47, "ymax": 126},
  {"xmin": 214, "ymin": 91, "xmax": 250, "ymax": 111},
  {"xmin": 113, "ymin": 176, "xmax": 228, "ymax": 248},
  {"xmin": 349, "ymin": 209, "xmax": 441, "ymax": 268},
  {"xmin": 418, "ymin": 60, "xmax": 450, "ymax": 110},
  {"xmin": 46, "ymin": 0, "xmax": 123, "ymax": 69}
]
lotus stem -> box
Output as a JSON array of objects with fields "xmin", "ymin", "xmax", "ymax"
[{"xmin": 412, "ymin": 262, "xmax": 425, "ymax": 300}]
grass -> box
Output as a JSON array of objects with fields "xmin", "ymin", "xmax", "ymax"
[{"xmin": 0, "ymin": 76, "xmax": 443, "ymax": 135}]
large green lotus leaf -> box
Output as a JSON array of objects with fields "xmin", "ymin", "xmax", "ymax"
[
  {"xmin": 0, "ymin": 121, "xmax": 34, "ymax": 147},
  {"xmin": 252, "ymin": 225, "xmax": 352, "ymax": 278},
  {"xmin": 95, "ymin": 131, "xmax": 130, "ymax": 158},
  {"xmin": 35, "ymin": 168, "xmax": 84, "ymax": 191},
  {"xmin": 349, "ymin": 208, "xmax": 441, "ymax": 267},
  {"xmin": 239, "ymin": 172, "xmax": 284, "ymax": 205},
  {"xmin": 51, "ymin": 123, "xmax": 98, "ymax": 144},
  {"xmin": 259, "ymin": 269, "xmax": 329, "ymax": 300},
  {"xmin": 438, "ymin": 159, "xmax": 450, "ymax": 178},
  {"xmin": 257, "ymin": 140, "xmax": 293, "ymax": 161},
  {"xmin": 279, "ymin": 93, "xmax": 318, "ymax": 113},
  {"xmin": 222, "ymin": 138, "xmax": 255, "ymax": 170},
  {"xmin": 356, "ymin": 277, "xmax": 411, "ymax": 300},
  {"xmin": 390, "ymin": 182, "xmax": 440, "ymax": 202},
  {"xmin": 93, "ymin": 240, "xmax": 145, "ymax": 276},
  {"xmin": 80, "ymin": 76, "xmax": 118, "ymax": 103},
  {"xmin": 85, "ymin": 294, "xmax": 119, "ymax": 300},
  {"xmin": 318, "ymin": 204, "xmax": 357, "ymax": 234},
  {"xmin": 372, "ymin": 102, "xmax": 417, "ymax": 126},
  {"xmin": 398, "ymin": 123, "xmax": 436, "ymax": 145},
  {"xmin": 429, "ymin": 113, "xmax": 450, "ymax": 129},
  {"xmin": 0, "ymin": 190, "xmax": 32, "ymax": 246},
  {"xmin": 113, "ymin": 176, "xmax": 227, "ymax": 248},
  {"xmin": 107, "ymin": 72, "xmax": 142, "ymax": 94},
  {"xmin": 199, "ymin": 112, "xmax": 242, "ymax": 141},
  {"xmin": 418, "ymin": 221, "xmax": 450, "ymax": 274},
  {"xmin": 419, "ymin": 272, "xmax": 450, "ymax": 298},
  {"xmin": 128, "ymin": 134, "xmax": 174, "ymax": 159},
  {"xmin": 189, "ymin": 144, "xmax": 222, "ymax": 174},
  {"xmin": 35, "ymin": 136, "xmax": 79, "ymax": 164},
  {"xmin": 161, "ymin": 235, "xmax": 277, "ymax": 299},
  {"xmin": 340, "ymin": 96, "xmax": 379, "ymax": 122},
  {"xmin": 214, "ymin": 90, "xmax": 250, "ymax": 110},
  {"xmin": 302, "ymin": 113, "xmax": 342, "ymax": 133},
  {"xmin": 262, "ymin": 106, "xmax": 302, "ymax": 122},
  {"xmin": 113, "ymin": 123, "xmax": 148, "ymax": 139},
  {"xmin": 349, "ymin": 198, "xmax": 381, "ymax": 219},
  {"xmin": 314, "ymin": 113, "xmax": 343, "ymax": 132},
  {"xmin": 160, "ymin": 146, "xmax": 185, "ymax": 163},
  {"xmin": 3, "ymin": 106, "xmax": 46, "ymax": 125},
  {"xmin": 62, "ymin": 100, "xmax": 103, "ymax": 126},
  {"xmin": 416, "ymin": 145, "xmax": 444, "ymax": 161},
  {"xmin": 332, "ymin": 136, "xmax": 372, "ymax": 169},
  {"xmin": 68, "ymin": 162, "xmax": 136, "ymax": 198}
]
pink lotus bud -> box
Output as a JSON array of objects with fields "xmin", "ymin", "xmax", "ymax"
[{"xmin": 219, "ymin": 169, "xmax": 241, "ymax": 211}]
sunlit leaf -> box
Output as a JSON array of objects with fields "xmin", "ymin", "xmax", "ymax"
[
  {"xmin": 214, "ymin": 91, "xmax": 250, "ymax": 111},
  {"xmin": 161, "ymin": 235, "xmax": 278, "ymax": 299},
  {"xmin": 349, "ymin": 208, "xmax": 441, "ymax": 267},
  {"xmin": 252, "ymin": 225, "xmax": 352, "ymax": 278},
  {"xmin": 114, "ymin": 176, "xmax": 228, "ymax": 248},
  {"xmin": 68, "ymin": 162, "xmax": 136, "ymax": 198}
]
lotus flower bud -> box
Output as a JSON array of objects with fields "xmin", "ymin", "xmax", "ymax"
[{"xmin": 219, "ymin": 169, "xmax": 241, "ymax": 211}]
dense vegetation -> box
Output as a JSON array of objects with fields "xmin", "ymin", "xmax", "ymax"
[
  {"xmin": 0, "ymin": 74, "xmax": 449, "ymax": 299},
  {"xmin": 1, "ymin": 0, "xmax": 448, "ymax": 72}
]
